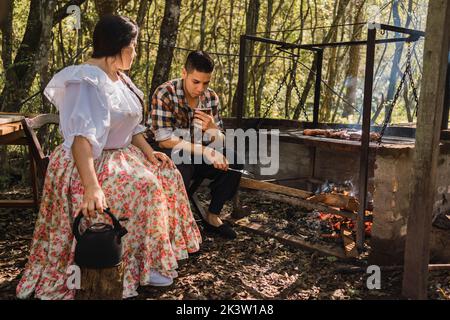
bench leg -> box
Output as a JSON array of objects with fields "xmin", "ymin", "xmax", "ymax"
[{"xmin": 29, "ymin": 148, "xmax": 40, "ymax": 211}]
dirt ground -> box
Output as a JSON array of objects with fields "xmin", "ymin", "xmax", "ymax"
[{"xmin": 1, "ymin": 186, "xmax": 449, "ymax": 300}]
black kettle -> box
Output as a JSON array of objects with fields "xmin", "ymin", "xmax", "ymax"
[{"xmin": 73, "ymin": 208, "xmax": 128, "ymax": 269}]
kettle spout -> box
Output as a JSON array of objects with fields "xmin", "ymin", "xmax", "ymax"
[{"xmin": 117, "ymin": 227, "xmax": 128, "ymax": 238}]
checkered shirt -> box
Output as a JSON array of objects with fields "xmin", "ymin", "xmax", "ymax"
[{"xmin": 149, "ymin": 78, "xmax": 223, "ymax": 142}]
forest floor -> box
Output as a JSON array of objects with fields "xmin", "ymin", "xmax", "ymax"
[{"xmin": 1, "ymin": 185, "xmax": 449, "ymax": 300}]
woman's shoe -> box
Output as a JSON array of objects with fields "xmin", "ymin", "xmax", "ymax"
[{"xmin": 148, "ymin": 270, "xmax": 173, "ymax": 287}]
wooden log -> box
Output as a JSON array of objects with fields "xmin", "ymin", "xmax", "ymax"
[
  {"xmin": 307, "ymin": 193, "xmax": 360, "ymax": 212},
  {"xmin": 239, "ymin": 177, "xmax": 312, "ymax": 199},
  {"xmin": 76, "ymin": 263, "xmax": 124, "ymax": 300},
  {"xmin": 341, "ymin": 227, "xmax": 358, "ymax": 258},
  {"xmin": 337, "ymin": 264, "xmax": 450, "ymax": 274},
  {"xmin": 249, "ymin": 190, "xmax": 357, "ymax": 220},
  {"xmin": 0, "ymin": 199, "xmax": 36, "ymax": 208},
  {"xmin": 230, "ymin": 219, "xmax": 348, "ymax": 259},
  {"xmin": 240, "ymin": 178, "xmax": 361, "ymax": 213}
]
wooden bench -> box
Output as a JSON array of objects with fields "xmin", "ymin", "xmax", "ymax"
[{"xmin": 0, "ymin": 113, "xmax": 58, "ymax": 209}]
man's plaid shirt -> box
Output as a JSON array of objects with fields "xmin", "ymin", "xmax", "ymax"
[{"xmin": 149, "ymin": 78, "xmax": 223, "ymax": 142}]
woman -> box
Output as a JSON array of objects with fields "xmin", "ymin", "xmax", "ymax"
[{"xmin": 16, "ymin": 15, "xmax": 201, "ymax": 299}]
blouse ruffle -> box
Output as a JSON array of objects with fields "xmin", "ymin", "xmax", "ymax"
[{"xmin": 44, "ymin": 65, "xmax": 145, "ymax": 159}]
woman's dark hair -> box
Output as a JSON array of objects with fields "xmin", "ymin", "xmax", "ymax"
[
  {"xmin": 92, "ymin": 15, "xmax": 138, "ymax": 58},
  {"xmin": 184, "ymin": 51, "xmax": 214, "ymax": 73}
]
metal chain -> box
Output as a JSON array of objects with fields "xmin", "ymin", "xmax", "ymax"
[
  {"xmin": 378, "ymin": 42, "xmax": 413, "ymax": 143},
  {"xmin": 290, "ymin": 56, "xmax": 310, "ymax": 122},
  {"xmin": 259, "ymin": 67, "xmax": 291, "ymax": 120},
  {"xmin": 406, "ymin": 44, "xmax": 420, "ymax": 116}
]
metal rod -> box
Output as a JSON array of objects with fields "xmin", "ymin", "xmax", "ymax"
[
  {"xmin": 243, "ymin": 29, "xmax": 424, "ymax": 51},
  {"xmin": 299, "ymin": 37, "xmax": 416, "ymax": 49},
  {"xmin": 242, "ymin": 34, "xmax": 320, "ymax": 52},
  {"xmin": 236, "ymin": 35, "xmax": 247, "ymax": 128},
  {"xmin": 244, "ymin": 34, "xmax": 419, "ymax": 51},
  {"xmin": 442, "ymin": 51, "xmax": 450, "ymax": 130},
  {"xmin": 379, "ymin": 23, "xmax": 426, "ymax": 37},
  {"xmin": 313, "ymin": 50, "xmax": 323, "ymax": 126},
  {"xmin": 357, "ymin": 28, "xmax": 377, "ymax": 251}
]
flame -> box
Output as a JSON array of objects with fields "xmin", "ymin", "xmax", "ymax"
[{"xmin": 318, "ymin": 211, "xmax": 373, "ymax": 237}]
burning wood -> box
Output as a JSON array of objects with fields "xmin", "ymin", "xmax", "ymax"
[
  {"xmin": 315, "ymin": 211, "xmax": 372, "ymax": 238},
  {"xmin": 303, "ymin": 129, "xmax": 381, "ymax": 142},
  {"xmin": 307, "ymin": 193, "xmax": 359, "ymax": 212},
  {"xmin": 341, "ymin": 226, "xmax": 358, "ymax": 258}
]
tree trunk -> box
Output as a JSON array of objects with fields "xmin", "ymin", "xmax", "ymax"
[
  {"xmin": 226, "ymin": 0, "xmax": 235, "ymax": 115},
  {"xmin": 320, "ymin": 8, "xmax": 340, "ymax": 121},
  {"xmin": 38, "ymin": 1, "xmax": 58, "ymax": 115},
  {"xmin": 342, "ymin": 0, "xmax": 365, "ymax": 119},
  {"xmin": 292, "ymin": 0, "xmax": 351, "ymax": 120},
  {"xmin": 76, "ymin": 264, "xmax": 124, "ymax": 300},
  {"xmin": 255, "ymin": 0, "xmax": 273, "ymax": 118},
  {"xmin": 0, "ymin": 0, "xmax": 87, "ymax": 113},
  {"xmin": 187, "ymin": 0, "xmax": 198, "ymax": 48},
  {"xmin": 199, "ymin": 0, "xmax": 208, "ymax": 50},
  {"xmin": 403, "ymin": 83, "xmax": 413, "ymax": 122},
  {"xmin": 383, "ymin": 0, "xmax": 403, "ymax": 123},
  {"xmin": 0, "ymin": 0, "xmax": 14, "ymax": 174},
  {"xmin": 135, "ymin": 0, "xmax": 151, "ymax": 66},
  {"xmin": 245, "ymin": 0, "xmax": 260, "ymax": 117},
  {"xmin": 320, "ymin": 0, "xmax": 349, "ymax": 122},
  {"xmin": 94, "ymin": 0, "xmax": 120, "ymax": 17},
  {"xmin": 0, "ymin": 0, "xmax": 13, "ymax": 71},
  {"xmin": 149, "ymin": 0, "xmax": 181, "ymax": 97},
  {"xmin": 232, "ymin": 0, "xmax": 260, "ymax": 118},
  {"xmin": 0, "ymin": 0, "xmax": 41, "ymax": 112},
  {"xmin": 284, "ymin": 60, "xmax": 294, "ymax": 118}
]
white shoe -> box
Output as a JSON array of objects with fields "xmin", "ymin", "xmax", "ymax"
[{"xmin": 148, "ymin": 270, "xmax": 173, "ymax": 287}]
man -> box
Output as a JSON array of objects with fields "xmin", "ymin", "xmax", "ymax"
[{"xmin": 149, "ymin": 50, "xmax": 243, "ymax": 240}]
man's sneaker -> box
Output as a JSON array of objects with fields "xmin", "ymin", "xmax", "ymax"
[{"xmin": 148, "ymin": 270, "xmax": 173, "ymax": 287}]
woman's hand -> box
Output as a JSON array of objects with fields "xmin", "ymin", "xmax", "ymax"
[
  {"xmin": 78, "ymin": 185, "xmax": 107, "ymax": 219},
  {"xmin": 147, "ymin": 151, "xmax": 176, "ymax": 169}
]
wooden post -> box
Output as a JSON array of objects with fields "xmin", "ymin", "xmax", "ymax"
[
  {"xmin": 76, "ymin": 264, "xmax": 124, "ymax": 300},
  {"xmin": 402, "ymin": 0, "xmax": 450, "ymax": 300}
]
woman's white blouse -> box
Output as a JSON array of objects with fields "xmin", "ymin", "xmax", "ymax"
[{"xmin": 44, "ymin": 64, "xmax": 147, "ymax": 159}]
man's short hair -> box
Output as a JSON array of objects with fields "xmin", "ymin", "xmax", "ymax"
[{"xmin": 185, "ymin": 51, "xmax": 214, "ymax": 73}]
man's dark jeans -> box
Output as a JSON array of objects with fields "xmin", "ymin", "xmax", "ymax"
[{"xmin": 152, "ymin": 143, "xmax": 243, "ymax": 215}]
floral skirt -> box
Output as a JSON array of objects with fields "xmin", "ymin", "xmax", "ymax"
[{"xmin": 16, "ymin": 144, "xmax": 202, "ymax": 299}]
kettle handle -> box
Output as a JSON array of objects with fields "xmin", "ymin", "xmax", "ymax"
[{"xmin": 72, "ymin": 208, "xmax": 123, "ymax": 242}]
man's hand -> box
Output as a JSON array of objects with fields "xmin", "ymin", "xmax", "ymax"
[
  {"xmin": 194, "ymin": 110, "xmax": 218, "ymax": 132},
  {"xmin": 203, "ymin": 147, "xmax": 229, "ymax": 171}
]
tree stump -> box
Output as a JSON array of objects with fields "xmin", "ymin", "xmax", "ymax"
[{"xmin": 76, "ymin": 263, "xmax": 124, "ymax": 300}]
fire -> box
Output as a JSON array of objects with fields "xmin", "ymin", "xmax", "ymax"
[{"xmin": 318, "ymin": 212, "xmax": 372, "ymax": 237}]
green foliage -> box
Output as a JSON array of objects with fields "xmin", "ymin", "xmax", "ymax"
[{"xmin": 0, "ymin": 0, "xmax": 430, "ymax": 124}]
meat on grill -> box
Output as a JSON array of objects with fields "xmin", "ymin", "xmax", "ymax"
[{"xmin": 303, "ymin": 129, "xmax": 381, "ymax": 142}]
